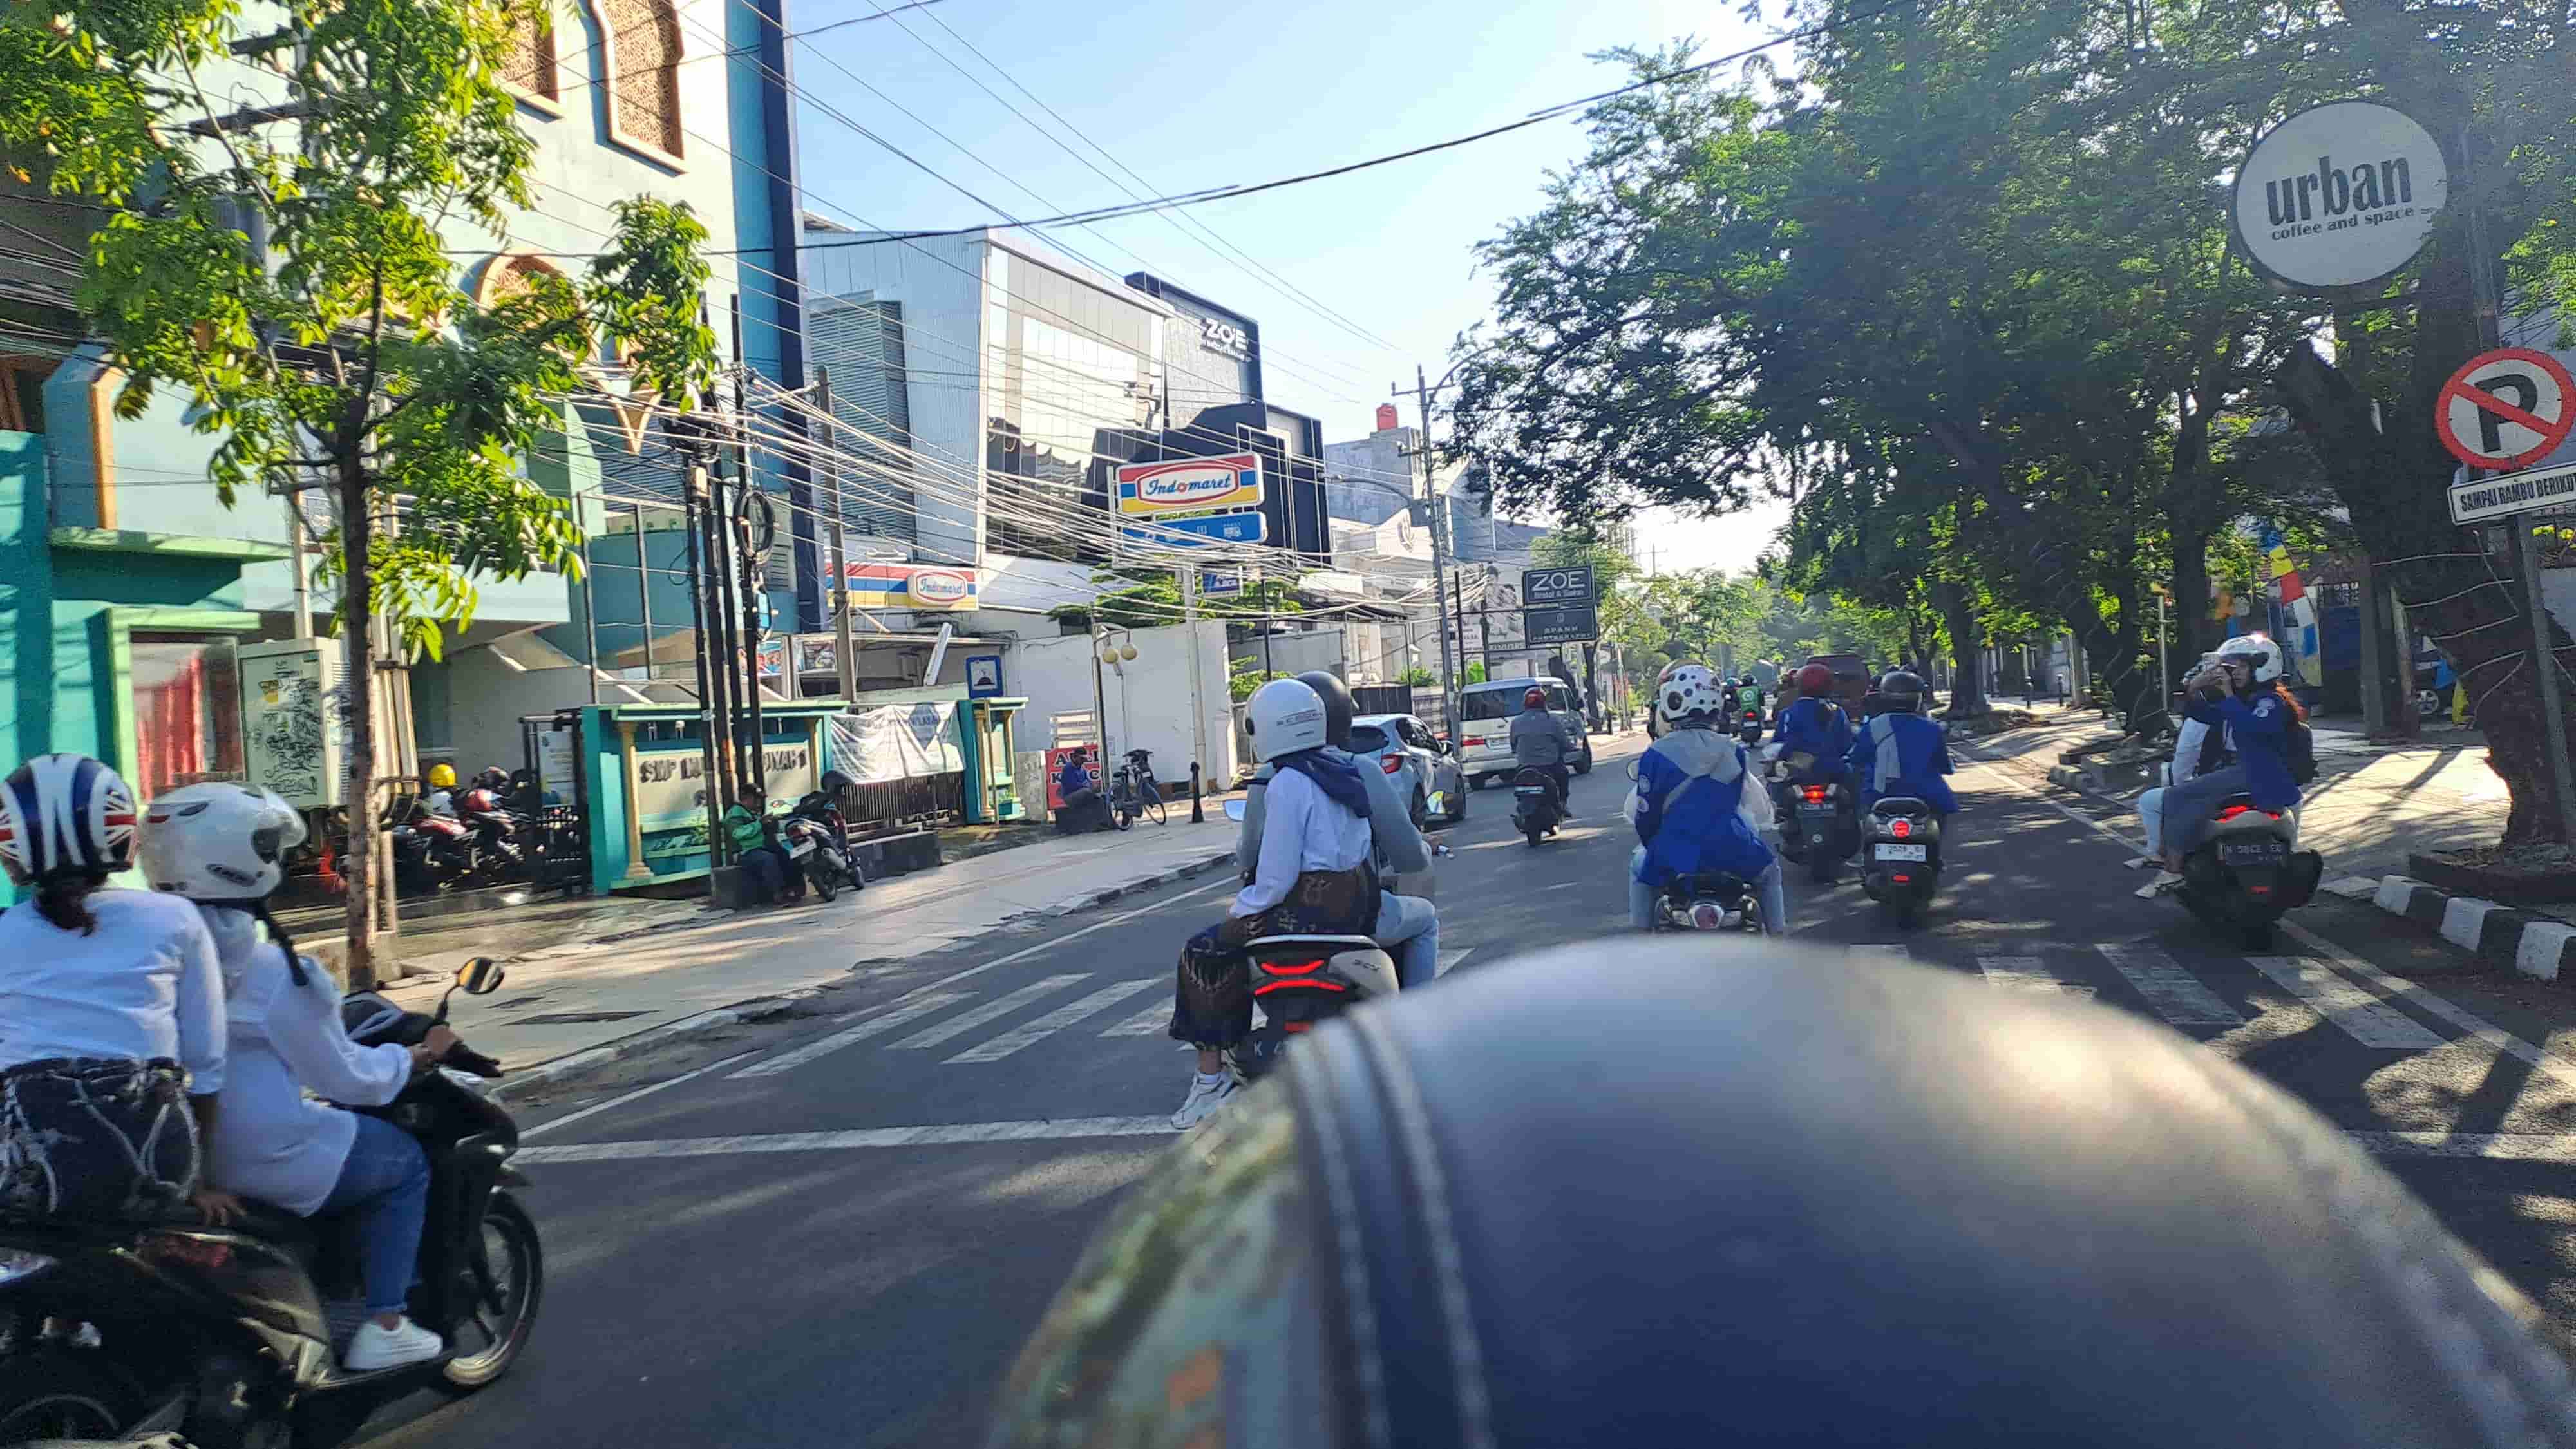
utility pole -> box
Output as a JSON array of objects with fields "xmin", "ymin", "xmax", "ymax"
[
  {"xmin": 1180, "ymin": 565, "xmax": 1210, "ymax": 794},
  {"xmin": 1396, "ymin": 365, "xmax": 1460, "ymax": 724},
  {"xmin": 730, "ymin": 307, "xmax": 767, "ymax": 800},
  {"xmin": 816, "ymin": 366, "xmax": 858, "ymax": 701},
  {"xmin": 685, "ymin": 466, "xmax": 730, "ymax": 865}
]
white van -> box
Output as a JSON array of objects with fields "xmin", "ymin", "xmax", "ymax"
[{"xmin": 1454, "ymin": 677, "xmax": 1591, "ymax": 789}]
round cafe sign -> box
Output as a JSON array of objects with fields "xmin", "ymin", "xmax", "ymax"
[{"xmin": 2231, "ymin": 100, "xmax": 2448, "ymax": 290}]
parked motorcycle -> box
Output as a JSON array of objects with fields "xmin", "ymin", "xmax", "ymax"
[
  {"xmin": 1645, "ymin": 871, "xmax": 1766, "ymax": 933},
  {"xmin": 1510, "ymin": 765, "xmax": 1564, "ymax": 846},
  {"xmin": 776, "ymin": 813, "xmax": 849, "ymax": 903},
  {"xmin": 455, "ymin": 788, "xmax": 527, "ymax": 884},
  {"xmin": 2174, "ymin": 796, "xmax": 2324, "ymax": 950},
  {"xmin": 1226, "ymin": 933, "xmax": 1401, "ymax": 1085},
  {"xmin": 0, "ymin": 958, "xmax": 540, "ymax": 1449},
  {"xmin": 1858, "ymin": 796, "xmax": 1942, "ymax": 927}
]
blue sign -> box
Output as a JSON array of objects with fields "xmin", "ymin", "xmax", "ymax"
[
  {"xmin": 965, "ymin": 653, "xmax": 1004, "ymax": 699},
  {"xmin": 1200, "ymin": 570, "xmax": 1244, "ymax": 596},
  {"xmin": 1120, "ymin": 510, "xmax": 1267, "ymax": 548}
]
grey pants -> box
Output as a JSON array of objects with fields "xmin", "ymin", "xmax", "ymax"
[{"xmin": 2160, "ymin": 764, "xmax": 2251, "ymax": 859}]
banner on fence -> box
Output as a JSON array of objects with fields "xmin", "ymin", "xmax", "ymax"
[{"xmin": 828, "ymin": 700, "xmax": 965, "ymax": 784}]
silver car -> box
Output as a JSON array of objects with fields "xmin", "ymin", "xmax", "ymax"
[{"xmin": 1350, "ymin": 713, "xmax": 1469, "ymax": 828}]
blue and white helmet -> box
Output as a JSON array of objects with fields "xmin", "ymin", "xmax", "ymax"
[{"xmin": 0, "ymin": 753, "xmax": 140, "ymax": 882}]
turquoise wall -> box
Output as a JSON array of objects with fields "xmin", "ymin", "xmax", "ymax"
[{"xmin": 0, "ymin": 431, "xmax": 53, "ymax": 772}]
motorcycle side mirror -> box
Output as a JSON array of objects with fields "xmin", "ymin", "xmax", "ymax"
[
  {"xmin": 457, "ymin": 957, "xmax": 506, "ymax": 996},
  {"xmin": 1223, "ymin": 799, "xmax": 1247, "ymax": 822}
]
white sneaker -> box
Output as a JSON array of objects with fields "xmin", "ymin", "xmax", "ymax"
[
  {"xmin": 1170, "ymin": 1074, "xmax": 1238, "ymax": 1130},
  {"xmin": 2132, "ymin": 871, "xmax": 2184, "ymax": 900},
  {"xmin": 343, "ymin": 1316, "xmax": 446, "ymax": 1371}
]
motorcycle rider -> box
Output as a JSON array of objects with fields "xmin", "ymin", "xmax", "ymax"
[
  {"xmin": 1734, "ymin": 672, "xmax": 1768, "ymax": 736},
  {"xmin": 1775, "ymin": 663, "xmax": 1854, "ymax": 777},
  {"xmin": 0, "ymin": 753, "xmax": 228, "ymax": 1224},
  {"xmin": 1629, "ymin": 665, "xmax": 1785, "ymax": 934},
  {"xmin": 1170, "ymin": 678, "xmax": 1379, "ymax": 1130},
  {"xmin": 1054, "ymin": 748, "xmax": 1112, "ymax": 835},
  {"xmin": 722, "ymin": 784, "xmax": 788, "ymax": 906},
  {"xmin": 2155, "ymin": 635, "xmax": 2304, "ymax": 879},
  {"xmin": 138, "ymin": 784, "xmax": 457, "ymax": 1372},
  {"xmin": 1845, "ymin": 669, "xmax": 1957, "ymax": 819},
  {"xmin": 422, "ymin": 762, "xmax": 457, "ymax": 817},
  {"xmin": 987, "ymin": 943, "xmax": 2576, "ymax": 1448},
  {"xmin": 2130, "ymin": 652, "xmax": 2223, "ymax": 893},
  {"xmin": 1508, "ymin": 683, "xmax": 1578, "ymax": 817}
]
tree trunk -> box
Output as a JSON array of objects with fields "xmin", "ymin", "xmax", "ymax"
[
  {"xmin": 1935, "ymin": 580, "xmax": 1987, "ymax": 717},
  {"xmin": 2168, "ymin": 520, "xmax": 2211, "ymax": 692},
  {"xmin": 339, "ymin": 462, "xmax": 380, "ymax": 988}
]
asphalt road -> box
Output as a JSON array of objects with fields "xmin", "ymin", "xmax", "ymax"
[{"xmin": 357, "ymin": 726, "xmax": 2576, "ymax": 1449}]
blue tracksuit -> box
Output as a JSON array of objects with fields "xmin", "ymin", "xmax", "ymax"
[
  {"xmin": 1632, "ymin": 726, "xmax": 1775, "ymax": 886},
  {"xmin": 1846, "ymin": 712, "xmax": 1958, "ymax": 815},
  {"xmin": 1775, "ymin": 698, "xmax": 1854, "ymax": 781},
  {"xmin": 2184, "ymin": 691, "xmax": 2301, "ymax": 810}
]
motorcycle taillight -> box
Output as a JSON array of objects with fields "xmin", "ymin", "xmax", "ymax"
[
  {"xmin": 141, "ymin": 1233, "xmax": 232, "ymax": 1272},
  {"xmin": 1689, "ymin": 902, "xmax": 1723, "ymax": 930},
  {"xmin": 1801, "ymin": 785, "xmax": 1828, "ymax": 804}
]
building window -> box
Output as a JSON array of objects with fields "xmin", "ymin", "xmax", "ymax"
[
  {"xmin": 476, "ymin": 252, "xmax": 565, "ymax": 310},
  {"xmin": 0, "ymin": 356, "xmax": 46, "ymax": 433},
  {"xmin": 601, "ymin": 0, "xmax": 684, "ymax": 162},
  {"xmin": 131, "ymin": 634, "xmax": 244, "ymax": 799},
  {"xmin": 502, "ymin": 5, "xmax": 562, "ymax": 108}
]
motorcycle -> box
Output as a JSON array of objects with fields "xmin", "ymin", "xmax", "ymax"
[
  {"xmin": 2175, "ymin": 795, "xmax": 2324, "ymax": 950},
  {"xmin": 1777, "ymin": 777, "xmax": 1855, "ymax": 885},
  {"xmin": 0, "ymin": 958, "xmax": 540, "ymax": 1449},
  {"xmin": 775, "ymin": 812, "xmax": 850, "ymax": 904},
  {"xmin": 1736, "ymin": 706, "xmax": 1765, "ymax": 744},
  {"xmin": 454, "ymin": 788, "xmax": 527, "ymax": 885},
  {"xmin": 1858, "ymin": 796, "xmax": 1942, "ymax": 927},
  {"xmin": 1510, "ymin": 766, "xmax": 1564, "ymax": 846},
  {"xmin": 1645, "ymin": 871, "xmax": 1766, "ymax": 933},
  {"xmin": 1226, "ymin": 933, "xmax": 1401, "ymax": 1086}
]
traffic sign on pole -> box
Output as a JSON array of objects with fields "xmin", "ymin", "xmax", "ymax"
[{"xmin": 2436, "ymin": 347, "xmax": 2576, "ymax": 471}]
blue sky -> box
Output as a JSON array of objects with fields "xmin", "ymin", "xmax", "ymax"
[{"xmin": 787, "ymin": 0, "xmax": 1784, "ymax": 572}]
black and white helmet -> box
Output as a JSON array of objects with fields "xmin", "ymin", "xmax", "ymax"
[
  {"xmin": 138, "ymin": 782, "xmax": 306, "ymax": 902},
  {"xmin": 0, "ymin": 753, "xmax": 138, "ymax": 882},
  {"xmin": 1658, "ymin": 664, "xmax": 1723, "ymax": 724}
]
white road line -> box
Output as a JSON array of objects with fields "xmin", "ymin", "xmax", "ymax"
[
  {"xmin": 521, "ymin": 1050, "xmax": 755, "ymax": 1141},
  {"xmin": 517, "ymin": 1116, "xmax": 1180, "ymax": 1164},
  {"xmin": 889, "ymin": 974, "xmax": 1092, "ymax": 1052},
  {"xmin": 1846, "ymin": 945, "xmax": 1911, "ymax": 964},
  {"xmin": 944, "ymin": 978, "xmax": 1163, "ymax": 1063},
  {"xmin": 2247, "ymin": 957, "xmax": 2445, "ymax": 1049},
  {"xmin": 2097, "ymin": 943, "xmax": 2244, "ymax": 1027},
  {"xmin": 1437, "ymin": 947, "xmax": 1470, "ymax": 977},
  {"xmin": 2282, "ymin": 919, "xmax": 2576, "ymax": 1094},
  {"xmin": 1977, "ymin": 955, "xmax": 2094, "ymax": 998},
  {"xmin": 1099, "ymin": 1001, "xmax": 1172, "ymax": 1037},
  {"xmin": 2344, "ymin": 1132, "xmax": 2576, "ymax": 1162},
  {"xmin": 725, "ymin": 992, "xmax": 974, "ymax": 1079},
  {"xmin": 721, "ymin": 876, "xmax": 1233, "ymax": 1077}
]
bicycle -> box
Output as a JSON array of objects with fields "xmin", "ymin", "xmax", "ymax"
[{"xmin": 1112, "ymin": 748, "xmax": 1168, "ymax": 828}]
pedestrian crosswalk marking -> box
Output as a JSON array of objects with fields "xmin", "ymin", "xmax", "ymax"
[
  {"xmin": 2246, "ymin": 958, "xmax": 2444, "ymax": 1049},
  {"xmin": 2096, "ymin": 943, "xmax": 2244, "ymax": 1027},
  {"xmin": 1099, "ymin": 1001, "xmax": 1171, "ymax": 1037},
  {"xmin": 1976, "ymin": 956, "xmax": 2095, "ymax": 999},
  {"xmin": 945, "ymin": 979, "xmax": 1164, "ymax": 1063},
  {"xmin": 890, "ymin": 974, "xmax": 1093, "ymax": 1052},
  {"xmin": 1847, "ymin": 945, "xmax": 1911, "ymax": 964},
  {"xmin": 1437, "ymin": 947, "xmax": 1469, "ymax": 977},
  {"xmin": 727, "ymin": 992, "xmax": 975, "ymax": 1080}
]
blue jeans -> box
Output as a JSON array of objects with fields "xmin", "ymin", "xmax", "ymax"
[
  {"xmin": 1376, "ymin": 892, "xmax": 1439, "ymax": 989},
  {"xmin": 737, "ymin": 845, "xmax": 785, "ymax": 904},
  {"xmin": 320, "ymin": 1113, "xmax": 431, "ymax": 1318},
  {"xmin": 1629, "ymin": 848, "xmax": 1788, "ymax": 934}
]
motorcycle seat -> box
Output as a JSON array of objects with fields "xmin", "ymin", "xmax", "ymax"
[
  {"xmin": 1667, "ymin": 872, "xmax": 1748, "ymax": 898},
  {"xmin": 1245, "ymin": 934, "xmax": 1385, "ymax": 953},
  {"xmin": 1870, "ymin": 796, "xmax": 1931, "ymax": 817}
]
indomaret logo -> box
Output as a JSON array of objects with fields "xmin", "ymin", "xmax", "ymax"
[
  {"xmin": 1113, "ymin": 453, "xmax": 1264, "ymax": 515},
  {"xmin": 2260, "ymin": 153, "xmax": 2418, "ymax": 232}
]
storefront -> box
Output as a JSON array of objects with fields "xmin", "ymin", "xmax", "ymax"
[{"xmin": 577, "ymin": 700, "xmax": 846, "ymax": 895}]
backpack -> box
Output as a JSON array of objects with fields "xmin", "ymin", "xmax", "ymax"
[{"xmin": 2286, "ymin": 716, "xmax": 2318, "ymax": 786}]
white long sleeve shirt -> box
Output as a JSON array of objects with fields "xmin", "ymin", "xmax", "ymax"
[
  {"xmin": 201, "ymin": 911, "xmax": 410, "ymax": 1215},
  {"xmin": 2170, "ymin": 717, "xmax": 2214, "ymax": 786},
  {"xmin": 1230, "ymin": 765, "xmax": 1372, "ymax": 918},
  {"xmin": 0, "ymin": 889, "xmax": 226, "ymax": 1092}
]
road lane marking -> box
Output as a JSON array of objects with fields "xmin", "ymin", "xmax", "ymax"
[
  {"xmin": 1099, "ymin": 1001, "xmax": 1172, "ymax": 1037},
  {"xmin": 1847, "ymin": 945, "xmax": 1911, "ymax": 964},
  {"xmin": 2282, "ymin": 919, "xmax": 2576, "ymax": 1094},
  {"xmin": 522, "ymin": 1050, "xmax": 756, "ymax": 1141},
  {"xmin": 945, "ymin": 978, "xmax": 1163, "ymax": 1063},
  {"xmin": 1977, "ymin": 955, "xmax": 2094, "ymax": 999},
  {"xmin": 1437, "ymin": 947, "xmax": 1469, "ymax": 976},
  {"xmin": 2097, "ymin": 943, "xmax": 2244, "ymax": 1027},
  {"xmin": 2247, "ymin": 957, "xmax": 2445, "ymax": 1049},
  {"xmin": 726, "ymin": 992, "xmax": 974, "ymax": 1079},
  {"xmin": 890, "ymin": 974, "xmax": 1092, "ymax": 1052},
  {"xmin": 517, "ymin": 1115, "xmax": 1179, "ymax": 1163},
  {"xmin": 2345, "ymin": 1132, "xmax": 2576, "ymax": 1162}
]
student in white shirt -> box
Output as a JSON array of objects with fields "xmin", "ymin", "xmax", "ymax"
[
  {"xmin": 139, "ymin": 783, "xmax": 457, "ymax": 1373},
  {"xmin": 0, "ymin": 753, "xmax": 226, "ymax": 1223},
  {"xmin": 1168, "ymin": 679, "xmax": 1379, "ymax": 1129}
]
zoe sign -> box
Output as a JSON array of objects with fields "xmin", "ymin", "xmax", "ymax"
[
  {"xmin": 1198, "ymin": 316, "xmax": 1252, "ymax": 361},
  {"xmin": 1522, "ymin": 564, "xmax": 1597, "ymax": 646},
  {"xmin": 2231, "ymin": 100, "xmax": 2447, "ymax": 290}
]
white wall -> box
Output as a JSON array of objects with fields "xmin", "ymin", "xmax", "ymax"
[
  {"xmin": 1017, "ymin": 622, "xmax": 1238, "ymax": 787},
  {"xmin": 1230, "ymin": 627, "xmax": 1344, "ymax": 681},
  {"xmin": 431, "ymin": 649, "xmax": 596, "ymax": 781}
]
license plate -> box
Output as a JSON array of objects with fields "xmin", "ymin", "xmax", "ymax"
[
  {"xmin": 2219, "ymin": 840, "xmax": 2285, "ymax": 865},
  {"xmin": 1800, "ymin": 804, "xmax": 1837, "ymax": 816},
  {"xmin": 788, "ymin": 840, "xmax": 815, "ymax": 859},
  {"xmin": 1874, "ymin": 842, "xmax": 1927, "ymax": 862}
]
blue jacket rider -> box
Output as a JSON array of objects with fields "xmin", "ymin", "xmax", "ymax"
[
  {"xmin": 1844, "ymin": 671, "xmax": 1956, "ymax": 814},
  {"xmin": 1774, "ymin": 664, "xmax": 1855, "ymax": 780}
]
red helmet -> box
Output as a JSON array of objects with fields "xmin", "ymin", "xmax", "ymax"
[
  {"xmin": 1795, "ymin": 663, "xmax": 1834, "ymax": 696},
  {"xmin": 1524, "ymin": 686, "xmax": 1548, "ymax": 708}
]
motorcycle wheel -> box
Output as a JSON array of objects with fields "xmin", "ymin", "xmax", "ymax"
[
  {"xmin": 1524, "ymin": 824, "xmax": 1544, "ymax": 847},
  {"xmin": 1808, "ymin": 849, "xmax": 1836, "ymax": 884},
  {"xmin": 2242, "ymin": 921, "xmax": 2276, "ymax": 952},
  {"xmin": 0, "ymin": 1349, "xmax": 146, "ymax": 1442},
  {"xmin": 1889, "ymin": 895, "xmax": 1924, "ymax": 930},
  {"xmin": 808, "ymin": 855, "xmax": 839, "ymax": 903},
  {"xmin": 443, "ymin": 1191, "xmax": 544, "ymax": 1390}
]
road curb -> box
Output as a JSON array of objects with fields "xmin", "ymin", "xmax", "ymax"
[
  {"xmin": 2362, "ymin": 875, "xmax": 2576, "ymax": 983},
  {"xmin": 1038, "ymin": 848, "xmax": 1236, "ymax": 916}
]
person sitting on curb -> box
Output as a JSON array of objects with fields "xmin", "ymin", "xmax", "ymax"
[{"xmin": 723, "ymin": 786, "xmax": 788, "ymax": 906}]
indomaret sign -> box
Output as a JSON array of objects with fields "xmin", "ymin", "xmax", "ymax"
[{"xmin": 2231, "ymin": 100, "xmax": 2448, "ymax": 290}]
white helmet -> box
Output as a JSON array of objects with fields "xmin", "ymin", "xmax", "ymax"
[
  {"xmin": 1245, "ymin": 677, "xmax": 1330, "ymax": 762},
  {"xmin": 138, "ymin": 782, "xmax": 306, "ymax": 902},
  {"xmin": 2215, "ymin": 634, "xmax": 2284, "ymax": 687},
  {"xmin": 0, "ymin": 753, "xmax": 138, "ymax": 882},
  {"xmin": 1658, "ymin": 663, "xmax": 1724, "ymax": 724}
]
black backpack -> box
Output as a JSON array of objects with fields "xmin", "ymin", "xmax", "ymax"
[{"xmin": 2286, "ymin": 716, "xmax": 2318, "ymax": 786}]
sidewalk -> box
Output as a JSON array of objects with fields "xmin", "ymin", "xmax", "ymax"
[{"xmin": 381, "ymin": 810, "xmax": 1242, "ymax": 1086}]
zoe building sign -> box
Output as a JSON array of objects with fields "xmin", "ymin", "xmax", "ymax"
[{"xmin": 2232, "ymin": 100, "xmax": 2448, "ymax": 290}]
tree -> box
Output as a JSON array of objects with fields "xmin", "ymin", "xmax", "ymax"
[
  {"xmin": 1396, "ymin": 665, "xmax": 1438, "ymax": 687},
  {"xmin": 1047, "ymin": 567, "xmax": 1302, "ymax": 632},
  {"xmin": 4, "ymin": 0, "xmax": 722, "ymax": 979}
]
